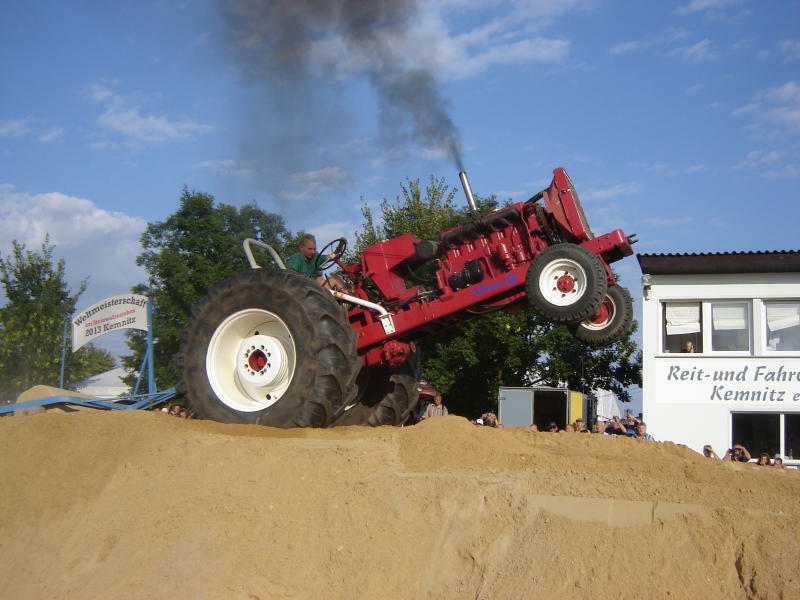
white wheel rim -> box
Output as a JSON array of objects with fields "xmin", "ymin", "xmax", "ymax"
[
  {"xmin": 206, "ymin": 309, "xmax": 296, "ymax": 412},
  {"xmin": 538, "ymin": 258, "xmax": 588, "ymax": 307},
  {"xmin": 581, "ymin": 294, "xmax": 616, "ymax": 331}
]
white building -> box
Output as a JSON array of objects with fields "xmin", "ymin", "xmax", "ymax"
[{"xmin": 638, "ymin": 251, "xmax": 800, "ymax": 466}]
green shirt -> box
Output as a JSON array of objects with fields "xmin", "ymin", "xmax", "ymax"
[{"xmin": 286, "ymin": 251, "xmax": 325, "ymax": 278}]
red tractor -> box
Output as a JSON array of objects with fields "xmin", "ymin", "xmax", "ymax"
[{"xmin": 178, "ymin": 168, "xmax": 636, "ymax": 427}]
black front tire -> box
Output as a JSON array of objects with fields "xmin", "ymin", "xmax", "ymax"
[
  {"xmin": 178, "ymin": 269, "xmax": 359, "ymax": 428},
  {"xmin": 568, "ymin": 284, "xmax": 633, "ymax": 347},
  {"xmin": 526, "ymin": 243, "xmax": 607, "ymax": 323}
]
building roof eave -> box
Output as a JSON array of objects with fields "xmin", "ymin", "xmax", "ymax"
[{"xmin": 637, "ymin": 251, "xmax": 800, "ymax": 275}]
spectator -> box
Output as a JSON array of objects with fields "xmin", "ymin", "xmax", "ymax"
[
  {"xmin": 631, "ymin": 422, "xmax": 655, "ymax": 441},
  {"xmin": 564, "ymin": 424, "xmax": 575, "ymax": 433},
  {"xmin": 422, "ymin": 393, "xmax": 448, "ymax": 419},
  {"xmin": 575, "ymin": 417, "xmax": 590, "ymax": 433},
  {"xmin": 592, "ymin": 420, "xmax": 607, "ymax": 434},
  {"xmin": 529, "ymin": 424, "xmax": 539, "ymax": 431},
  {"xmin": 481, "ymin": 412, "xmax": 499, "ymax": 427},
  {"xmin": 773, "ymin": 457, "xmax": 787, "ymax": 469},
  {"xmin": 623, "ymin": 414, "xmax": 638, "ymax": 433},
  {"xmin": 723, "ymin": 445, "xmax": 751, "ymax": 462},
  {"xmin": 756, "ymin": 453, "xmax": 772, "ymax": 466},
  {"xmin": 605, "ymin": 416, "xmax": 627, "ymax": 436},
  {"xmin": 702, "ymin": 445, "xmax": 720, "ymax": 459},
  {"xmin": 546, "ymin": 422, "xmax": 558, "ymax": 433},
  {"xmin": 682, "ymin": 340, "xmax": 696, "ymax": 353}
]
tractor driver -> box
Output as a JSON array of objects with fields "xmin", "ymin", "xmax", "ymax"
[{"xmin": 286, "ymin": 233, "xmax": 347, "ymax": 291}]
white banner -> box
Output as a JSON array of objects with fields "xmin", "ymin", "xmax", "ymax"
[{"xmin": 72, "ymin": 294, "xmax": 149, "ymax": 351}]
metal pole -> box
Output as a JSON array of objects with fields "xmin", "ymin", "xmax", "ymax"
[
  {"xmin": 58, "ymin": 318, "xmax": 69, "ymax": 388},
  {"xmin": 146, "ymin": 298, "xmax": 156, "ymax": 394}
]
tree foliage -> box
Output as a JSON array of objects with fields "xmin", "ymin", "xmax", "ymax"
[
  {"xmin": 0, "ymin": 237, "xmax": 115, "ymax": 400},
  {"xmin": 353, "ymin": 177, "xmax": 642, "ymax": 418},
  {"xmin": 122, "ymin": 188, "xmax": 296, "ymax": 389}
]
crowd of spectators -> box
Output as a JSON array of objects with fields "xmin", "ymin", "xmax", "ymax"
[
  {"xmin": 409, "ymin": 384, "xmax": 794, "ymax": 469},
  {"xmin": 161, "ymin": 403, "xmax": 190, "ymax": 419},
  {"xmin": 703, "ymin": 443, "xmax": 790, "ymax": 468}
]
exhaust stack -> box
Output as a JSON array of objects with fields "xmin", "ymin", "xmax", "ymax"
[{"xmin": 459, "ymin": 171, "xmax": 479, "ymax": 214}]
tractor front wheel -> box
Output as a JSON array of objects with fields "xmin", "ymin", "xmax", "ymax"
[
  {"xmin": 526, "ymin": 243, "xmax": 607, "ymax": 323},
  {"xmin": 568, "ymin": 284, "xmax": 633, "ymax": 348},
  {"xmin": 178, "ymin": 269, "xmax": 359, "ymax": 427}
]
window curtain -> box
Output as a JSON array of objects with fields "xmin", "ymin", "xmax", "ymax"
[
  {"xmin": 767, "ymin": 303, "xmax": 800, "ymax": 332},
  {"xmin": 665, "ymin": 303, "xmax": 700, "ymax": 335},
  {"xmin": 712, "ymin": 303, "xmax": 748, "ymax": 331}
]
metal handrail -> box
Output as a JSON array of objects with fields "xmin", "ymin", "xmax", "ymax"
[{"xmin": 243, "ymin": 238, "xmax": 286, "ymax": 270}]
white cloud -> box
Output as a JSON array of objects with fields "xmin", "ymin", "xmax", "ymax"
[
  {"xmin": 584, "ymin": 182, "xmax": 643, "ymax": 200},
  {"xmin": 291, "ymin": 166, "xmax": 350, "ymax": 184},
  {"xmin": 732, "ymin": 81, "xmax": 800, "ymax": 137},
  {"xmin": 645, "ymin": 163, "xmax": 675, "ymax": 175},
  {"xmin": 779, "ymin": 40, "xmax": 800, "ymax": 62},
  {"xmin": 761, "ymin": 165, "xmax": 800, "ymax": 179},
  {"xmin": 755, "ymin": 49, "xmax": 769, "ymax": 61},
  {"xmin": 609, "ymin": 41, "xmax": 642, "ymax": 56},
  {"xmin": 644, "ymin": 216, "xmax": 694, "ymax": 227},
  {"xmin": 193, "ymin": 159, "xmax": 254, "ymax": 177},
  {"xmin": 684, "ymin": 164, "xmax": 710, "ymax": 173},
  {"xmin": 665, "ymin": 39, "xmax": 718, "ymax": 62},
  {"xmin": 88, "ymin": 83, "xmax": 212, "ymax": 145},
  {"xmin": 675, "ymin": 0, "xmax": 746, "ymax": 16},
  {"xmin": 38, "ymin": 127, "xmax": 64, "ymax": 143},
  {"xmin": 309, "ymin": 2, "xmax": 580, "ymax": 83},
  {"xmin": 0, "ymin": 119, "xmax": 31, "ymax": 136},
  {"xmin": 280, "ymin": 166, "xmax": 352, "ymax": 202},
  {"xmin": 308, "ymin": 220, "xmax": 359, "ymax": 245},
  {"xmin": 733, "ymin": 150, "xmax": 782, "ymax": 169},
  {"xmin": 0, "ymin": 184, "xmax": 147, "ymax": 310},
  {"xmin": 608, "ymin": 28, "xmax": 691, "ymax": 58}
]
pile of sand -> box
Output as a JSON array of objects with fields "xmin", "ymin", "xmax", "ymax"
[{"xmin": 1, "ymin": 411, "xmax": 798, "ymax": 599}]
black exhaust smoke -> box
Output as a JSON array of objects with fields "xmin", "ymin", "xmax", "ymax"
[{"xmin": 216, "ymin": 0, "xmax": 464, "ymax": 176}]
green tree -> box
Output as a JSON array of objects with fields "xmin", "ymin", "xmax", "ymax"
[
  {"xmin": 0, "ymin": 237, "xmax": 115, "ymax": 401},
  {"xmin": 122, "ymin": 188, "xmax": 295, "ymax": 390},
  {"xmin": 353, "ymin": 177, "xmax": 642, "ymax": 418}
]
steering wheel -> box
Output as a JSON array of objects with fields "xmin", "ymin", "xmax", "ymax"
[{"xmin": 318, "ymin": 237, "xmax": 347, "ymax": 270}]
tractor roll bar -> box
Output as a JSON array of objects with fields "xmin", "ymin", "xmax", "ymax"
[{"xmin": 243, "ymin": 238, "xmax": 287, "ymax": 270}]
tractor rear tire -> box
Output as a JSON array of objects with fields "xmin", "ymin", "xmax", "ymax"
[
  {"xmin": 332, "ymin": 351, "xmax": 421, "ymax": 427},
  {"xmin": 525, "ymin": 243, "xmax": 607, "ymax": 323},
  {"xmin": 178, "ymin": 269, "xmax": 359, "ymax": 428},
  {"xmin": 568, "ymin": 284, "xmax": 633, "ymax": 348}
]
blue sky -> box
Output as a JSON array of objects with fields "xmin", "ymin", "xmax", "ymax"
[{"xmin": 2, "ymin": 0, "xmax": 799, "ymax": 408}]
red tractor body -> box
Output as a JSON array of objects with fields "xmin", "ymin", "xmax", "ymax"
[{"xmin": 179, "ymin": 167, "xmax": 637, "ymax": 428}]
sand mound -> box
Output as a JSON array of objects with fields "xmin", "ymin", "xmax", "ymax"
[{"xmin": 1, "ymin": 411, "xmax": 798, "ymax": 599}]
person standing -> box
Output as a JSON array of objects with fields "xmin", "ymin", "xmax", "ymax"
[{"xmin": 422, "ymin": 393, "xmax": 449, "ymax": 419}]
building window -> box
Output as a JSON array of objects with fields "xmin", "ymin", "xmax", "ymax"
[
  {"xmin": 732, "ymin": 413, "xmax": 779, "ymax": 458},
  {"xmin": 786, "ymin": 414, "xmax": 800, "ymax": 460},
  {"xmin": 765, "ymin": 301, "xmax": 800, "ymax": 351},
  {"xmin": 663, "ymin": 302, "xmax": 702, "ymax": 353},
  {"xmin": 732, "ymin": 413, "xmax": 800, "ymax": 460},
  {"xmin": 711, "ymin": 302, "xmax": 750, "ymax": 352}
]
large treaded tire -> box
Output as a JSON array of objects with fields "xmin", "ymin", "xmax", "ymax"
[
  {"xmin": 568, "ymin": 284, "xmax": 633, "ymax": 348},
  {"xmin": 332, "ymin": 351, "xmax": 421, "ymax": 427},
  {"xmin": 525, "ymin": 243, "xmax": 607, "ymax": 323},
  {"xmin": 178, "ymin": 269, "xmax": 359, "ymax": 428}
]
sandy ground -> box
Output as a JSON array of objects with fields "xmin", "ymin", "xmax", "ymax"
[{"xmin": 1, "ymin": 410, "xmax": 799, "ymax": 600}]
